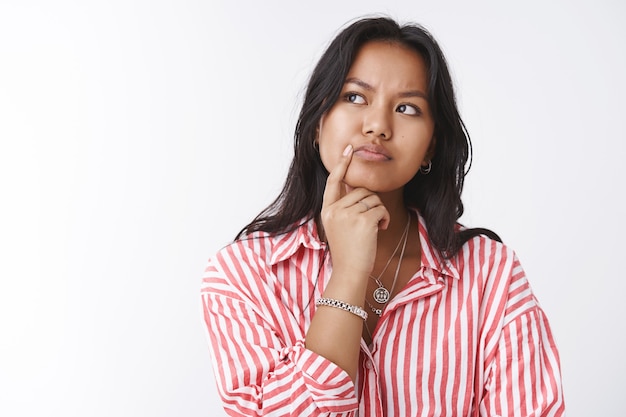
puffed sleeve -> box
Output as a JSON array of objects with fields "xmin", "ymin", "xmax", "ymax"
[
  {"xmin": 201, "ymin": 243, "xmax": 359, "ymax": 417},
  {"xmin": 478, "ymin": 253, "xmax": 565, "ymax": 416}
]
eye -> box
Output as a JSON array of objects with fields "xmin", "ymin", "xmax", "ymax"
[
  {"xmin": 344, "ymin": 92, "xmax": 366, "ymax": 104},
  {"xmin": 396, "ymin": 104, "xmax": 422, "ymax": 116}
]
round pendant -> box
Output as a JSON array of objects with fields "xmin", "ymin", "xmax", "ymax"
[{"xmin": 373, "ymin": 287, "xmax": 390, "ymax": 304}]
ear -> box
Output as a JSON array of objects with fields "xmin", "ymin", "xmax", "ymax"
[
  {"xmin": 314, "ymin": 127, "xmax": 320, "ymax": 147},
  {"xmin": 316, "ymin": 117, "xmax": 325, "ymax": 142},
  {"xmin": 424, "ymin": 136, "xmax": 436, "ymax": 163}
]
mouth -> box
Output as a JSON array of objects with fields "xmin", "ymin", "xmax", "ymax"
[{"xmin": 353, "ymin": 144, "xmax": 392, "ymax": 162}]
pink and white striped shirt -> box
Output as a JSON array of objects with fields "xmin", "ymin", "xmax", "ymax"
[{"xmin": 201, "ymin": 211, "xmax": 565, "ymax": 416}]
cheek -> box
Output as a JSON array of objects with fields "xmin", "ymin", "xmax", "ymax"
[
  {"xmin": 317, "ymin": 113, "xmax": 352, "ymax": 173},
  {"xmin": 397, "ymin": 140, "xmax": 432, "ymax": 179},
  {"xmin": 318, "ymin": 143, "xmax": 341, "ymax": 174}
]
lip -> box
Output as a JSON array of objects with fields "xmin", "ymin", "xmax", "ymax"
[{"xmin": 353, "ymin": 144, "xmax": 392, "ymax": 161}]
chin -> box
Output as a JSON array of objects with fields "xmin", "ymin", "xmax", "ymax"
[{"xmin": 344, "ymin": 175, "xmax": 395, "ymax": 193}]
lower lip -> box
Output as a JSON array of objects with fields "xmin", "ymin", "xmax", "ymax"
[{"xmin": 354, "ymin": 150, "xmax": 390, "ymax": 162}]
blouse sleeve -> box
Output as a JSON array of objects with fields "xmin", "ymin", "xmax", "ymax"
[
  {"xmin": 478, "ymin": 253, "xmax": 565, "ymax": 416},
  {"xmin": 200, "ymin": 245, "xmax": 358, "ymax": 417}
]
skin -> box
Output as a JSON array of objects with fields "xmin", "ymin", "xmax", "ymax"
[
  {"xmin": 305, "ymin": 41, "xmax": 436, "ymax": 381},
  {"xmin": 318, "ymin": 41, "xmax": 435, "ymax": 196}
]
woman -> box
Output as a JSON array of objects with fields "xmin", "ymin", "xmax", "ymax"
[{"xmin": 201, "ymin": 16, "xmax": 564, "ymax": 416}]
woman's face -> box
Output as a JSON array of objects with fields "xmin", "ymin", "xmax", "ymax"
[{"xmin": 318, "ymin": 41, "xmax": 435, "ymax": 194}]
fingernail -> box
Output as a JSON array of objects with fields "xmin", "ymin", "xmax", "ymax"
[{"xmin": 343, "ymin": 144, "xmax": 352, "ymax": 156}]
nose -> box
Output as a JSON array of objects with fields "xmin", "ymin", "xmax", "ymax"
[{"xmin": 362, "ymin": 105, "xmax": 391, "ymax": 140}]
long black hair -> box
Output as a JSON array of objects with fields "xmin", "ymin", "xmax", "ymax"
[{"xmin": 237, "ymin": 16, "xmax": 500, "ymax": 258}]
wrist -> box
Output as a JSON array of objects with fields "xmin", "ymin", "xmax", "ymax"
[
  {"xmin": 330, "ymin": 265, "xmax": 370, "ymax": 283},
  {"xmin": 323, "ymin": 271, "xmax": 368, "ymax": 305},
  {"xmin": 315, "ymin": 298, "xmax": 368, "ymax": 320}
]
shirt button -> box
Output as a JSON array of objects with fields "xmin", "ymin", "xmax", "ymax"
[{"xmin": 365, "ymin": 361, "xmax": 373, "ymax": 370}]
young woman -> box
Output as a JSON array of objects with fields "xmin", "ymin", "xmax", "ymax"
[{"xmin": 201, "ymin": 17, "xmax": 565, "ymax": 416}]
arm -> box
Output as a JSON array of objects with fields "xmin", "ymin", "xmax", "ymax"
[
  {"xmin": 479, "ymin": 255, "xmax": 565, "ymax": 416},
  {"xmin": 479, "ymin": 307, "xmax": 564, "ymax": 416},
  {"xmin": 305, "ymin": 144, "xmax": 389, "ymax": 381},
  {"xmin": 201, "ymin": 255, "xmax": 358, "ymax": 417},
  {"xmin": 202, "ymin": 145, "xmax": 389, "ymax": 415}
]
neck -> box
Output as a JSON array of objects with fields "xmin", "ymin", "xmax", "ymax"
[{"xmin": 375, "ymin": 189, "xmax": 411, "ymax": 252}]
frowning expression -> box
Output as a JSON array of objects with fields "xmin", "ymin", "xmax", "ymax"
[{"xmin": 318, "ymin": 41, "xmax": 435, "ymax": 194}]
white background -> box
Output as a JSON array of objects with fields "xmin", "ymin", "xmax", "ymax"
[{"xmin": 1, "ymin": 0, "xmax": 624, "ymax": 416}]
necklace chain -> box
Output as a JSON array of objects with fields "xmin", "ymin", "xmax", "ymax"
[
  {"xmin": 366, "ymin": 213, "xmax": 411, "ymax": 317},
  {"xmin": 368, "ymin": 215, "xmax": 409, "ymax": 287},
  {"xmin": 363, "ymin": 318, "xmax": 374, "ymax": 345},
  {"xmin": 365, "ymin": 300, "xmax": 383, "ymax": 317}
]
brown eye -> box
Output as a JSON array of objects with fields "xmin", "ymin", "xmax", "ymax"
[
  {"xmin": 397, "ymin": 104, "xmax": 421, "ymax": 116},
  {"xmin": 345, "ymin": 93, "xmax": 366, "ymax": 104}
]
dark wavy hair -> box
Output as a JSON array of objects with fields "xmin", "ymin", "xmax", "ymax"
[{"xmin": 237, "ymin": 16, "xmax": 500, "ymax": 258}]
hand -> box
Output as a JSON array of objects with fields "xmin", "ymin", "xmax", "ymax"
[{"xmin": 321, "ymin": 145, "xmax": 390, "ymax": 278}]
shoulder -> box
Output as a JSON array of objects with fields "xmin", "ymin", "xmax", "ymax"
[
  {"xmin": 453, "ymin": 232, "xmax": 521, "ymax": 277},
  {"xmin": 207, "ymin": 219, "xmax": 318, "ymax": 280},
  {"xmin": 201, "ymin": 230, "xmax": 284, "ymax": 302},
  {"xmin": 201, "ymin": 220, "xmax": 321, "ymax": 305},
  {"xmin": 454, "ymin": 233, "xmax": 540, "ymax": 324},
  {"xmin": 209, "ymin": 229, "xmax": 282, "ymax": 273},
  {"xmin": 450, "ymin": 233, "xmax": 529, "ymax": 302}
]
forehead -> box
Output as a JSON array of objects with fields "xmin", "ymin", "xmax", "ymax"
[{"xmin": 347, "ymin": 41, "xmax": 428, "ymax": 90}]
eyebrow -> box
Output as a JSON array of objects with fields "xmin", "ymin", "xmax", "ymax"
[{"xmin": 345, "ymin": 77, "xmax": 428, "ymax": 99}]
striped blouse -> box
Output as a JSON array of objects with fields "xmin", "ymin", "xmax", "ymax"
[{"xmin": 201, "ymin": 211, "xmax": 565, "ymax": 416}]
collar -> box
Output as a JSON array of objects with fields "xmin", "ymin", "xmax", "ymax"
[
  {"xmin": 268, "ymin": 210, "xmax": 461, "ymax": 281},
  {"xmin": 414, "ymin": 208, "xmax": 460, "ymax": 281},
  {"xmin": 269, "ymin": 218, "xmax": 325, "ymax": 265}
]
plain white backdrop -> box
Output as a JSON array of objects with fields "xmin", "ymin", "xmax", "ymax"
[{"xmin": 1, "ymin": 0, "xmax": 624, "ymax": 415}]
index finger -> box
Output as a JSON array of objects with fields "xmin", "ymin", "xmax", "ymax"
[{"xmin": 322, "ymin": 144, "xmax": 353, "ymax": 207}]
